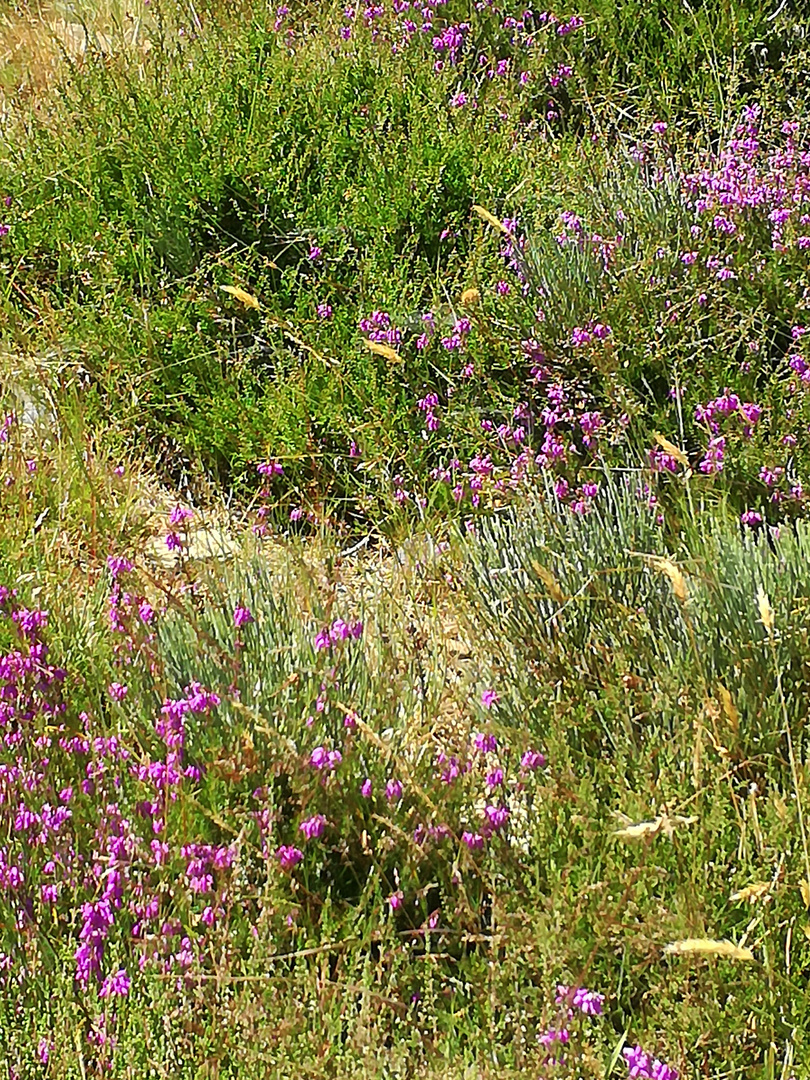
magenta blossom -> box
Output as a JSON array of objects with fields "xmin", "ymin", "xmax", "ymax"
[
  {"xmin": 484, "ymin": 804, "xmax": 509, "ymax": 831},
  {"xmin": 623, "ymin": 1044, "xmax": 678, "ymax": 1080},
  {"xmin": 169, "ymin": 505, "xmax": 193, "ymax": 526},
  {"xmin": 310, "ymin": 746, "xmax": 342, "ymax": 772},
  {"xmin": 99, "ymin": 968, "xmax": 131, "ymax": 998},
  {"xmin": 485, "ymin": 768, "xmax": 504, "ymax": 789},
  {"xmin": 314, "ymin": 618, "xmax": 364, "ymax": 650},
  {"xmin": 481, "ymin": 688, "xmax": 500, "ymax": 709},
  {"xmin": 257, "ymin": 460, "xmax": 283, "ymax": 477},
  {"xmin": 556, "ymin": 984, "xmax": 604, "ymax": 1015},
  {"xmin": 473, "ymin": 732, "xmax": 497, "ymax": 754},
  {"xmin": 299, "ymin": 814, "xmax": 327, "ymax": 840},
  {"xmin": 233, "ymin": 605, "xmax": 254, "ymax": 629},
  {"xmin": 521, "ymin": 749, "xmax": 546, "ymax": 771},
  {"xmin": 385, "ymin": 778, "xmax": 403, "ymax": 802},
  {"xmin": 461, "ymin": 831, "xmax": 485, "ymax": 849},
  {"xmin": 276, "ymin": 845, "xmax": 304, "ymax": 871}
]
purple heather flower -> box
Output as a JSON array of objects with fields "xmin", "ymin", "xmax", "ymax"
[
  {"xmin": 481, "ymin": 688, "xmax": 500, "ymax": 709},
  {"xmin": 299, "ymin": 814, "xmax": 327, "ymax": 840},
  {"xmin": 484, "ymin": 804, "xmax": 509, "ymax": 831},
  {"xmin": 169, "ymin": 505, "xmax": 193, "ymax": 526},
  {"xmin": 461, "ymin": 831, "xmax": 485, "ymax": 849},
  {"xmin": 276, "ymin": 845, "xmax": 304, "ymax": 871},
  {"xmin": 317, "ymin": 303, "xmax": 333, "ymax": 319},
  {"xmin": 539, "ymin": 1027, "xmax": 570, "ymax": 1047},
  {"xmin": 623, "ymin": 1044, "xmax": 678, "ymax": 1080},
  {"xmin": 473, "ymin": 732, "xmax": 497, "ymax": 754},
  {"xmin": 572, "ymin": 986, "xmax": 604, "ymax": 1015},
  {"xmin": 699, "ymin": 436, "xmax": 726, "ymax": 475},
  {"xmin": 385, "ymin": 778, "xmax": 403, "ymax": 802},
  {"xmin": 360, "ymin": 778, "xmax": 373, "ymax": 797},
  {"xmin": 106, "ymin": 555, "xmax": 133, "ymax": 579},
  {"xmin": 257, "ymin": 460, "xmax": 284, "ymax": 476},
  {"xmin": 388, "ymin": 891, "xmax": 403, "ymax": 910},
  {"xmin": 521, "ymin": 749, "xmax": 545, "ymax": 771},
  {"xmin": 99, "ymin": 968, "xmax": 131, "ymax": 998},
  {"xmin": 310, "ymin": 746, "xmax": 342, "ymax": 772},
  {"xmin": 233, "ymin": 605, "xmax": 254, "ymax": 629}
]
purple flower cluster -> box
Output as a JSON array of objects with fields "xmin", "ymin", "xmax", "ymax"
[
  {"xmin": 310, "ymin": 745, "xmax": 343, "ymax": 772},
  {"xmin": 695, "ymin": 390, "xmax": 761, "ymax": 435},
  {"xmin": 556, "ymin": 984, "xmax": 605, "ymax": 1015},
  {"xmin": 359, "ymin": 309, "xmax": 401, "ymax": 346},
  {"xmin": 276, "ymin": 844, "xmax": 304, "ymax": 871},
  {"xmin": 624, "ymin": 1045, "xmax": 678, "ymax": 1080},
  {"xmin": 233, "ymin": 605, "xmax": 255, "ymax": 629},
  {"xmin": 314, "ymin": 618, "xmax": 363, "ymax": 649},
  {"xmin": 299, "ymin": 813, "xmax": 327, "ymax": 840}
]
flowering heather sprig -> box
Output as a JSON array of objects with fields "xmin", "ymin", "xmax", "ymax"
[
  {"xmin": 483, "ymin": 804, "xmax": 509, "ymax": 831},
  {"xmin": 107, "ymin": 555, "xmax": 134, "ymax": 580},
  {"xmin": 385, "ymin": 778, "xmax": 403, "ymax": 802},
  {"xmin": 314, "ymin": 618, "xmax": 363, "ymax": 650},
  {"xmin": 358, "ymin": 310, "xmax": 402, "ymax": 346},
  {"xmin": 233, "ymin": 605, "xmax": 254, "ymax": 629},
  {"xmin": 276, "ymin": 845, "xmax": 304, "ymax": 871},
  {"xmin": 257, "ymin": 460, "xmax": 284, "ymax": 477},
  {"xmin": 699, "ymin": 435, "xmax": 725, "ymax": 475},
  {"xmin": 521, "ymin": 749, "xmax": 545, "ymax": 771},
  {"xmin": 12, "ymin": 607, "xmax": 48, "ymax": 640},
  {"xmin": 99, "ymin": 968, "xmax": 131, "ymax": 998},
  {"xmin": 571, "ymin": 321, "xmax": 612, "ymax": 348},
  {"xmin": 556, "ymin": 984, "xmax": 605, "ymax": 1015},
  {"xmin": 461, "ymin": 829, "xmax": 485, "ymax": 849},
  {"xmin": 623, "ymin": 1044, "xmax": 678, "ymax": 1080},
  {"xmin": 473, "ymin": 731, "xmax": 497, "ymax": 754},
  {"xmin": 169, "ymin": 505, "xmax": 193, "ymax": 526},
  {"xmin": 299, "ymin": 814, "xmax": 327, "ymax": 840},
  {"xmin": 310, "ymin": 746, "xmax": 342, "ymax": 772},
  {"xmin": 648, "ymin": 447, "xmax": 680, "ymax": 474}
]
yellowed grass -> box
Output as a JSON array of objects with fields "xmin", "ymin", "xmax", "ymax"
[{"xmin": 0, "ymin": 0, "xmax": 155, "ymax": 109}]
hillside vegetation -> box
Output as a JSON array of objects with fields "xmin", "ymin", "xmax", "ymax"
[{"xmin": 1, "ymin": 0, "xmax": 810, "ymax": 1076}]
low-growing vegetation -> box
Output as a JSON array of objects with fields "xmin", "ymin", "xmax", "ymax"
[{"xmin": 1, "ymin": 0, "xmax": 810, "ymax": 1076}]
